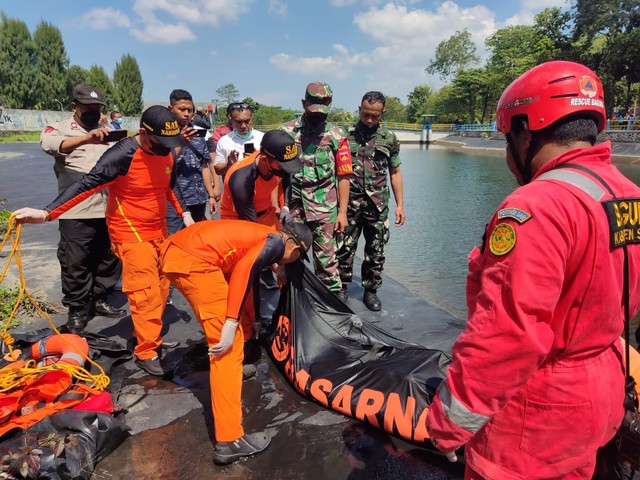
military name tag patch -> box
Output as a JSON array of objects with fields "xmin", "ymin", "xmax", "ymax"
[
  {"xmin": 489, "ymin": 223, "xmax": 516, "ymax": 256},
  {"xmin": 497, "ymin": 207, "xmax": 531, "ymax": 224},
  {"xmin": 602, "ymin": 198, "xmax": 640, "ymax": 248}
]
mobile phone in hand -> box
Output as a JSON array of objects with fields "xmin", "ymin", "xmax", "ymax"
[
  {"xmin": 103, "ymin": 129, "xmax": 128, "ymax": 143},
  {"xmin": 244, "ymin": 143, "xmax": 255, "ymax": 154},
  {"xmin": 193, "ymin": 127, "xmax": 208, "ymax": 138}
]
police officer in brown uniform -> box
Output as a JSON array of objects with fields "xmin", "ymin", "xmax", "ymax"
[{"xmin": 40, "ymin": 84, "xmax": 124, "ymax": 334}]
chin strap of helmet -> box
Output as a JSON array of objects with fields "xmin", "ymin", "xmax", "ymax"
[{"xmin": 506, "ymin": 132, "xmax": 538, "ymax": 185}]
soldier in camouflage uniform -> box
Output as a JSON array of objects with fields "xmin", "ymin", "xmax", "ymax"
[
  {"xmin": 279, "ymin": 82, "xmax": 353, "ymax": 293},
  {"xmin": 337, "ymin": 91, "xmax": 405, "ymax": 311}
]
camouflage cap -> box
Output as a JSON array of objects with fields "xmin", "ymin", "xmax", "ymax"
[{"xmin": 304, "ymin": 82, "xmax": 333, "ymax": 114}]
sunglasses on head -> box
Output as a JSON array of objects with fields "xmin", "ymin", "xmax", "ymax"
[{"xmin": 227, "ymin": 102, "xmax": 251, "ymax": 112}]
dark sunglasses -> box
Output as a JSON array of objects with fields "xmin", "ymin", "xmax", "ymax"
[
  {"xmin": 305, "ymin": 96, "xmax": 331, "ymax": 105},
  {"xmin": 227, "ymin": 102, "xmax": 251, "ymax": 113}
]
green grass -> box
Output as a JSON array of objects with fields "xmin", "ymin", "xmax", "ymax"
[
  {"xmin": 0, "ymin": 132, "xmax": 40, "ymax": 142},
  {"xmin": 0, "ymin": 198, "xmax": 9, "ymax": 237},
  {"xmin": 0, "ymin": 283, "xmax": 59, "ymax": 328}
]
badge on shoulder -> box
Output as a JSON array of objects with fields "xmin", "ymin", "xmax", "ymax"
[
  {"xmin": 497, "ymin": 207, "xmax": 531, "ymax": 224},
  {"xmin": 489, "ymin": 223, "xmax": 516, "ymax": 256}
]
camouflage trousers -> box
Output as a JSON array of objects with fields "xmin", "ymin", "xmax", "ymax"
[
  {"xmin": 337, "ymin": 195, "xmax": 390, "ymax": 291},
  {"xmin": 303, "ymin": 215, "xmax": 342, "ymax": 293}
]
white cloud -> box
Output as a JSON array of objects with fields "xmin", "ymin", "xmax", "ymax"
[
  {"xmin": 330, "ymin": 0, "xmax": 408, "ymax": 6},
  {"xmin": 330, "ymin": 0, "xmax": 358, "ymax": 6},
  {"xmin": 132, "ymin": 0, "xmax": 252, "ymax": 28},
  {"xmin": 507, "ymin": 0, "xmax": 569, "ymax": 26},
  {"xmin": 270, "ymin": 53, "xmax": 352, "ymax": 79},
  {"xmin": 271, "ymin": 1, "xmax": 499, "ymax": 101},
  {"xmin": 79, "ymin": 8, "xmax": 132, "ymax": 30},
  {"xmin": 130, "ymin": 23, "xmax": 196, "ymax": 43},
  {"xmin": 269, "ymin": 0, "xmax": 288, "ymax": 17}
]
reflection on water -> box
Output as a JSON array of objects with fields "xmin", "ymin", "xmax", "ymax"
[{"xmin": 381, "ymin": 144, "xmax": 640, "ymax": 320}]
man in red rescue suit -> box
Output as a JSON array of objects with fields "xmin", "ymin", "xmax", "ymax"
[
  {"xmin": 426, "ymin": 61, "xmax": 640, "ymax": 479},
  {"xmin": 14, "ymin": 106, "xmax": 193, "ymax": 377},
  {"xmin": 160, "ymin": 220, "xmax": 312, "ymax": 465}
]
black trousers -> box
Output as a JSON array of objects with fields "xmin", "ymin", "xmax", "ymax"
[{"xmin": 57, "ymin": 218, "xmax": 121, "ymax": 309}]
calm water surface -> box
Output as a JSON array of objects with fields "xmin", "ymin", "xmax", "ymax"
[{"xmin": 381, "ymin": 144, "xmax": 640, "ymax": 319}]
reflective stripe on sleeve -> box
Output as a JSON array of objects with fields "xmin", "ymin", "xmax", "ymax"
[{"xmin": 439, "ymin": 383, "xmax": 491, "ymax": 433}]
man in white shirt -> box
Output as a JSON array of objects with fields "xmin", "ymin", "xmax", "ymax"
[{"xmin": 213, "ymin": 102, "xmax": 264, "ymax": 177}]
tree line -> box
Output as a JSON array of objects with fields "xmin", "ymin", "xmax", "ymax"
[
  {"xmin": 0, "ymin": 13, "xmax": 144, "ymax": 115},
  {"xmin": 413, "ymin": 0, "xmax": 640, "ymax": 124},
  {"xmin": 216, "ymin": 1, "xmax": 639, "ymax": 126},
  {"xmin": 2, "ymin": 1, "xmax": 637, "ymax": 124}
]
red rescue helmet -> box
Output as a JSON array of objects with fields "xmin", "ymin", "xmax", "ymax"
[{"xmin": 496, "ymin": 61, "xmax": 606, "ymax": 135}]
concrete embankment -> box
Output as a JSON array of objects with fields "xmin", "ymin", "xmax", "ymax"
[{"xmin": 434, "ymin": 135, "xmax": 640, "ymax": 164}]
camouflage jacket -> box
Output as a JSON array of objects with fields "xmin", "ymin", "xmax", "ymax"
[
  {"xmin": 280, "ymin": 116, "xmax": 352, "ymax": 221},
  {"xmin": 345, "ymin": 122, "xmax": 401, "ymax": 212}
]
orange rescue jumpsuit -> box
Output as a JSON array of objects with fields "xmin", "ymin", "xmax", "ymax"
[
  {"xmin": 45, "ymin": 137, "xmax": 186, "ymax": 360},
  {"xmin": 220, "ymin": 152, "xmax": 281, "ymax": 339},
  {"xmin": 160, "ymin": 220, "xmax": 282, "ymax": 441}
]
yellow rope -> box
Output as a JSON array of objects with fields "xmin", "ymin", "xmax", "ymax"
[{"xmin": 0, "ymin": 216, "xmax": 110, "ymax": 393}]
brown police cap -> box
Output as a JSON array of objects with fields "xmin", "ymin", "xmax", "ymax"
[{"xmin": 72, "ymin": 84, "xmax": 105, "ymax": 105}]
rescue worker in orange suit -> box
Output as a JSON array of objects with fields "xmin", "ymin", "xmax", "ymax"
[
  {"xmin": 426, "ymin": 61, "xmax": 640, "ymax": 479},
  {"xmin": 220, "ymin": 129, "xmax": 301, "ymax": 229},
  {"xmin": 13, "ymin": 106, "xmax": 193, "ymax": 377},
  {"xmin": 220, "ymin": 129, "xmax": 303, "ymax": 369},
  {"xmin": 160, "ymin": 220, "xmax": 312, "ymax": 464}
]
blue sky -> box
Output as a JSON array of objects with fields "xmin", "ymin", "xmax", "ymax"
[{"xmin": 3, "ymin": 0, "xmax": 566, "ymax": 111}]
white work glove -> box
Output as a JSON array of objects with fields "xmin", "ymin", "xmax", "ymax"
[
  {"xmin": 279, "ymin": 206, "xmax": 292, "ymax": 225},
  {"xmin": 182, "ymin": 211, "xmax": 195, "ymax": 227},
  {"xmin": 208, "ymin": 319, "xmax": 239, "ymax": 357},
  {"xmin": 13, "ymin": 208, "xmax": 48, "ymax": 224},
  {"xmin": 430, "ymin": 436, "xmax": 458, "ymax": 462}
]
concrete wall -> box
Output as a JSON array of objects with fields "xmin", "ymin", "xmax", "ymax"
[
  {"xmin": 0, "ymin": 107, "xmax": 139, "ymax": 133},
  {"xmin": 5, "ymin": 108, "xmax": 638, "ymax": 145}
]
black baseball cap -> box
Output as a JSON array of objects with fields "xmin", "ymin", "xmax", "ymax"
[
  {"xmin": 140, "ymin": 105, "xmax": 184, "ymax": 148},
  {"xmin": 260, "ymin": 130, "xmax": 302, "ymax": 174},
  {"xmin": 72, "ymin": 84, "xmax": 105, "ymax": 105},
  {"xmin": 280, "ymin": 221, "xmax": 312, "ymax": 261}
]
